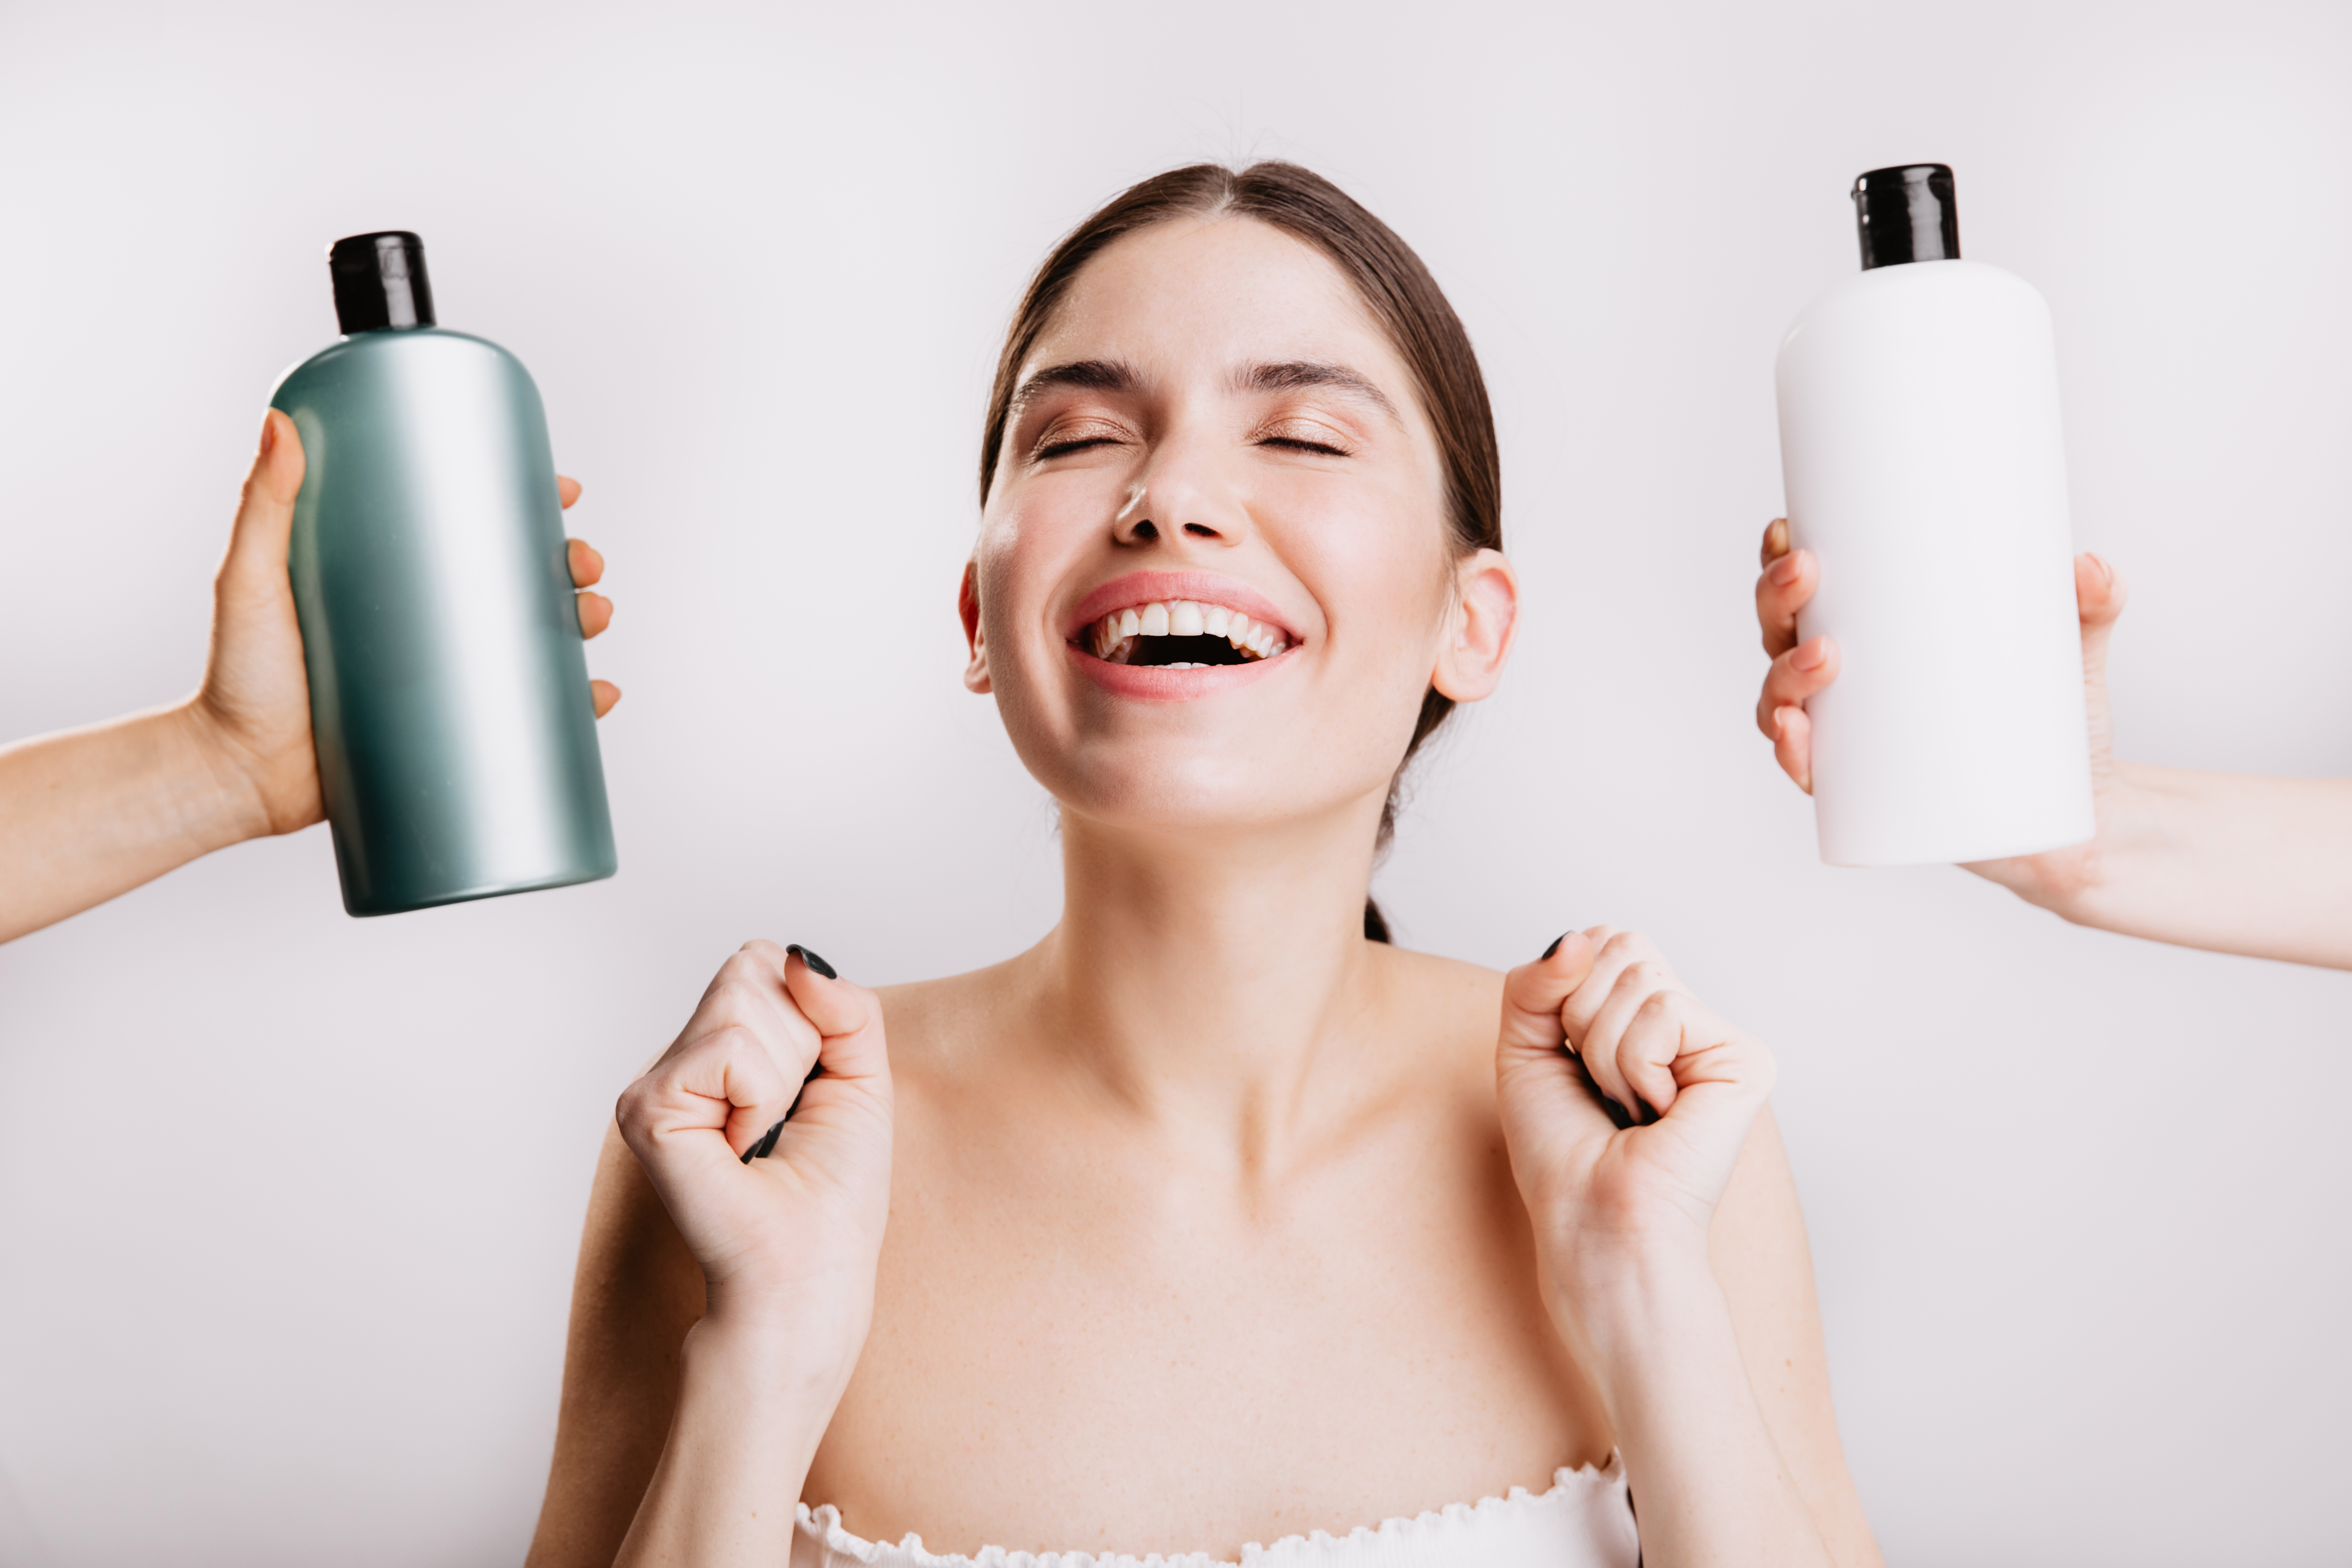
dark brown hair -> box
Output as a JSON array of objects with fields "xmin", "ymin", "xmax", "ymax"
[{"xmin": 980, "ymin": 163, "xmax": 1501, "ymax": 944}]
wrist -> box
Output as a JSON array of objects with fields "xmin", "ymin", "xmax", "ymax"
[
  {"xmin": 1967, "ymin": 765, "xmax": 2149, "ymax": 919},
  {"xmin": 2044, "ymin": 763, "xmax": 2168, "ymax": 923},
  {"xmin": 166, "ymin": 699, "xmax": 277, "ymax": 849},
  {"xmin": 695, "ymin": 1278, "xmax": 871, "ymax": 1404},
  {"xmin": 679, "ymin": 1310, "xmax": 862, "ymax": 1451},
  {"xmin": 147, "ymin": 700, "xmax": 274, "ymax": 853},
  {"xmin": 1541, "ymin": 1232, "xmax": 1723, "ymax": 1404}
]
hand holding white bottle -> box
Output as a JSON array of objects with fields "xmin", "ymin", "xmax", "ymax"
[{"xmin": 1774, "ymin": 164, "xmax": 2094, "ymax": 866}]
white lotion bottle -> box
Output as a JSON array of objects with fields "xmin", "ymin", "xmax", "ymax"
[{"xmin": 1774, "ymin": 163, "xmax": 2094, "ymax": 867}]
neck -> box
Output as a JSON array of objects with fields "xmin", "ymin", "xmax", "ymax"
[{"xmin": 1018, "ymin": 794, "xmax": 1395, "ymax": 1158}]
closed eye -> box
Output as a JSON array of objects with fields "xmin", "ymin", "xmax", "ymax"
[
  {"xmin": 1029, "ymin": 413, "xmax": 1134, "ymax": 462},
  {"xmin": 1035, "ymin": 435, "xmax": 1122, "ymax": 459},
  {"xmin": 1255, "ymin": 416, "xmax": 1355, "ymax": 457},
  {"xmin": 1259, "ymin": 434, "xmax": 1350, "ymax": 456}
]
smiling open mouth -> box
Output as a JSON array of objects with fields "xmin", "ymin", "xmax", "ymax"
[{"xmin": 1084, "ymin": 598, "xmax": 1293, "ymax": 668}]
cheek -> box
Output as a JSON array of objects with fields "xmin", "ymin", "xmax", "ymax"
[
  {"xmin": 972, "ymin": 502, "xmax": 1072, "ymax": 707},
  {"xmin": 1275, "ymin": 484, "xmax": 1454, "ymax": 674}
]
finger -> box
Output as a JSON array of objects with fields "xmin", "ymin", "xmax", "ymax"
[
  {"xmin": 620, "ymin": 1021, "xmax": 798, "ymax": 1165},
  {"xmin": 780, "ymin": 946, "xmax": 885, "ymax": 1078},
  {"xmin": 558, "ymin": 475, "xmax": 582, "ymax": 509},
  {"xmin": 1754, "ymin": 545, "xmax": 1818, "ymax": 659},
  {"xmin": 1759, "ymin": 517, "xmax": 1791, "ymax": 569},
  {"xmin": 1601, "ymin": 987, "xmax": 1692, "ymax": 1122},
  {"xmin": 220, "ymin": 410, "xmax": 308, "ymax": 584},
  {"xmin": 1753, "ymin": 636, "xmax": 1838, "ymax": 738},
  {"xmin": 1579, "ymin": 960, "xmax": 1679, "ymax": 1120},
  {"xmin": 591, "ymin": 679, "xmax": 622, "ymax": 718},
  {"xmin": 2075, "ymin": 551, "xmax": 2128, "ymax": 643},
  {"xmin": 577, "ymin": 590, "xmax": 614, "ymax": 639},
  {"xmin": 2075, "ymin": 552, "xmax": 2127, "ymax": 781},
  {"xmin": 568, "ymin": 537, "xmax": 605, "ymax": 588},
  {"xmin": 1496, "ymin": 930, "xmax": 1598, "ymax": 1055},
  {"xmin": 1770, "ymin": 704, "xmax": 1814, "ymax": 794},
  {"xmin": 1558, "ymin": 926, "xmax": 1663, "ymax": 1048},
  {"xmin": 1641, "ymin": 998, "xmax": 1776, "ymax": 1140},
  {"xmin": 677, "ymin": 943, "xmax": 821, "ymax": 1079}
]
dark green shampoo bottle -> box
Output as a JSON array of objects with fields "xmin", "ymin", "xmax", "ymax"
[{"xmin": 270, "ymin": 233, "xmax": 616, "ymax": 916}]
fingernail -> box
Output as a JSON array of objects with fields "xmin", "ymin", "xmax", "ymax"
[
  {"xmin": 741, "ymin": 1117, "xmax": 786, "ymax": 1164},
  {"xmin": 1541, "ymin": 932, "xmax": 1566, "ymax": 961},
  {"xmin": 787, "ymin": 944, "xmax": 837, "ymax": 979},
  {"xmin": 1791, "ymin": 637, "xmax": 1827, "ymax": 671},
  {"xmin": 2086, "ymin": 551, "xmax": 2113, "ymax": 585},
  {"xmin": 259, "ymin": 411, "xmax": 277, "ymax": 455},
  {"xmin": 787, "ymin": 1063, "xmax": 824, "ymax": 1119},
  {"xmin": 1767, "ymin": 551, "xmax": 1802, "ymax": 586}
]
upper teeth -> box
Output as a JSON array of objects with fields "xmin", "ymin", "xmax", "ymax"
[{"xmin": 1087, "ymin": 599, "xmax": 1291, "ymax": 663}]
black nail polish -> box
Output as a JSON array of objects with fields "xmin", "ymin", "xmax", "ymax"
[
  {"xmin": 787, "ymin": 944, "xmax": 838, "ymax": 980},
  {"xmin": 741, "ymin": 1117, "xmax": 786, "ymax": 1164},
  {"xmin": 1541, "ymin": 933, "xmax": 1566, "ymax": 961}
]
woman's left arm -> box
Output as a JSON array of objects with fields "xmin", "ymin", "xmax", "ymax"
[
  {"xmin": 1497, "ymin": 928, "xmax": 1881, "ymax": 1568},
  {"xmin": 1708, "ymin": 1106, "xmax": 1881, "ymax": 1564}
]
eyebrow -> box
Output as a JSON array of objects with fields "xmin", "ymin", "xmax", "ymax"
[
  {"xmin": 1236, "ymin": 361, "xmax": 1402, "ymax": 424},
  {"xmin": 1009, "ymin": 356, "xmax": 1404, "ymax": 430},
  {"xmin": 1007, "ymin": 359, "xmax": 1139, "ymax": 423}
]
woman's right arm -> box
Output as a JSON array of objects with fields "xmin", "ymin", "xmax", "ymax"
[
  {"xmin": 523, "ymin": 1124, "xmax": 703, "ymax": 1568},
  {"xmin": 1752, "ymin": 522, "xmax": 2352, "ymax": 970},
  {"xmin": 526, "ymin": 942, "xmax": 894, "ymax": 1568}
]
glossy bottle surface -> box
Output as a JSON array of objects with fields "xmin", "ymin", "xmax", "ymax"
[
  {"xmin": 271, "ymin": 327, "xmax": 616, "ymax": 914},
  {"xmin": 1775, "ymin": 258, "xmax": 2093, "ymax": 866}
]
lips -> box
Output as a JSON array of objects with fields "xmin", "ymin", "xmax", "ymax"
[
  {"xmin": 1083, "ymin": 597, "xmax": 1290, "ymax": 666},
  {"xmin": 1062, "ymin": 570, "xmax": 1300, "ymax": 697},
  {"xmin": 1067, "ymin": 571, "xmax": 1298, "ymax": 646}
]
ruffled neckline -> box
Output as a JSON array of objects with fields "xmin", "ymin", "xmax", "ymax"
[{"xmin": 795, "ymin": 1454, "xmax": 1627, "ymax": 1568}]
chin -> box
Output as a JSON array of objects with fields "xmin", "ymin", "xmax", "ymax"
[{"xmin": 1036, "ymin": 740, "xmax": 1392, "ymax": 839}]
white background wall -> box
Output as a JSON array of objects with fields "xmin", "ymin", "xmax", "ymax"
[{"xmin": 2, "ymin": 2, "xmax": 2347, "ymax": 1563}]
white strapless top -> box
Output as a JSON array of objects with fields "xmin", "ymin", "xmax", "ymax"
[{"xmin": 790, "ymin": 1458, "xmax": 1639, "ymax": 1568}]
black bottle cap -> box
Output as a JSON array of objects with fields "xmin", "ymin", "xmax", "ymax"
[
  {"xmin": 328, "ymin": 231, "xmax": 436, "ymax": 333},
  {"xmin": 1852, "ymin": 165, "xmax": 1959, "ymax": 270}
]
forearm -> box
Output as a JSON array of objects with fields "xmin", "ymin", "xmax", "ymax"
[
  {"xmin": 612, "ymin": 1318, "xmax": 838, "ymax": 1568},
  {"xmin": 0, "ymin": 702, "xmax": 266, "ymax": 943},
  {"xmin": 2036, "ymin": 764, "xmax": 2352, "ymax": 969},
  {"xmin": 1562, "ymin": 1243, "xmax": 1833, "ymax": 1568}
]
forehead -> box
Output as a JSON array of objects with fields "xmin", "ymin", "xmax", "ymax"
[{"xmin": 1026, "ymin": 214, "xmax": 1404, "ymax": 382}]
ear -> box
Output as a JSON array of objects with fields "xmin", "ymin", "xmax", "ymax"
[
  {"xmin": 959, "ymin": 558, "xmax": 992, "ymax": 694},
  {"xmin": 1431, "ymin": 548, "xmax": 1518, "ymax": 703}
]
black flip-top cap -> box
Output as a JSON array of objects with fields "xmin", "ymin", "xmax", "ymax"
[
  {"xmin": 328, "ymin": 231, "xmax": 435, "ymax": 333},
  {"xmin": 1852, "ymin": 165, "xmax": 1959, "ymax": 270}
]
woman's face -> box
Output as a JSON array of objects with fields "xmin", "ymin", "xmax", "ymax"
[{"xmin": 967, "ymin": 214, "xmax": 1515, "ymax": 840}]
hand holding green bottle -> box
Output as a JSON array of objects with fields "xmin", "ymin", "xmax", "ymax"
[
  {"xmin": 0, "ymin": 410, "xmax": 620, "ymax": 944},
  {"xmin": 195, "ymin": 407, "xmax": 621, "ymax": 840}
]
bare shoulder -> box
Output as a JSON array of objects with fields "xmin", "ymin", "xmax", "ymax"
[
  {"xmin": 1364, "ymin": 940, "xmax": 1511, "ymax": 1079},
  {"xmin": 871, "ymin": 959, "xmax": 1023, "ymax": 1073}
]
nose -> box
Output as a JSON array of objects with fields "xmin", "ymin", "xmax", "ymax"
[{"xmin": 1113, "ymin": 432, "xmax": 1250, "ymax": 549}]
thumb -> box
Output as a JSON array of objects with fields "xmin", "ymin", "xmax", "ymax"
[
  {"xmin": 1499, "ymin": 931, "xmax": 1597, "ymax": 1055},
  {"xmin": 781, "ymin": 946, "xmax": 887, "ymax": 1080},
  {"xmin": 2075, "ymin": 552, "xmax": 2128, "ymax": 779},
  {"xmin": 2075, "ymin": 552, "xmax": 2128, "ymax": 655},
  {"xmin": 222, "ymin": 410, "xmax": 306, "ymax": 581}
]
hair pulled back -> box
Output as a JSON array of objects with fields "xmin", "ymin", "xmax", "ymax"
[{"xmin": 980, "ymin": 163, "xmax": 1502, "ymax": 943}]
